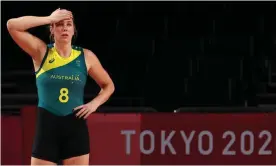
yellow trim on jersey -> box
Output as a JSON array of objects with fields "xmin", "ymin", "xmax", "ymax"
[{"xmin": 36, "ymin": 47, "xmax": 82, "ymax": 78}]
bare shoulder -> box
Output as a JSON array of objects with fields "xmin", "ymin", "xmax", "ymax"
[
  {"xmin": 83, "ymin": 48, "xmax": 95, "ymax": 57},
  {"xmin": 83, "ymin": 48, "xmax": 101, "ymax": 69}
]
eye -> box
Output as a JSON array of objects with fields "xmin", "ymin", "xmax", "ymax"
[{"xmin": 55, "ymin": 23, "xmax": 63, "ymax": 27}]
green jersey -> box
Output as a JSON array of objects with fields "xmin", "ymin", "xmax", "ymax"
[{"xmin": 35, "ymin": 44, "xmax": 87, "ymax": 116}]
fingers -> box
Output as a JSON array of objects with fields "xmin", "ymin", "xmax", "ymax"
[
  {"xmin": 83, "ymin": 112, "xmax": 92, "ymax": 119},
  {"xmin": 52, "ymin": 9, "xmax": 72, "ymax": 21},
  {"xmin": 75, "ymin": 105, "xmax": 89, "ymax": 118},
  {"xmin": 73, "ymin": 103, "xmax": 96, "ymax": 119},
  {"xmin": 75, "ymin": 107, "xmax": 88, "ymax": 118},
  {"xmin": 60, "ymin": 9, "xmax": 72, "ymax": 17},
  {"xmin": 79, "ymin": 109, "xmax": 90, "ymax": 118},
  {"xmin": 64, "ymin": 13, "xmax": 73, "ymax": 21},
  {"xmin": 57, "ymin": 10, "xmax": 71, "ymax": 19},
  {"xmin": 73, "ymin": 105, "xmax": 84, "ymax": 111}
]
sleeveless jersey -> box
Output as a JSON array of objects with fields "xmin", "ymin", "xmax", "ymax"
[{"xmin": 35, "ymin": 44, "xmax": 87, "ymax": 116}]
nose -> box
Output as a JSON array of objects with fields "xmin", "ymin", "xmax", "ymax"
[{"xmin": 62, "ymin": 24, "xmax": 68, "ymax": 31}]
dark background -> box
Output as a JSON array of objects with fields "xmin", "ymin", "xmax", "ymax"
[{"xmin": 2, "ymin": 1, "xmax": 276, "ymax": 113}]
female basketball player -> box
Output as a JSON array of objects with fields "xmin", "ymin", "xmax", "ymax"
[{"xmin": 7, "ymin": 8, "xmax": 115, "ymax": 165}]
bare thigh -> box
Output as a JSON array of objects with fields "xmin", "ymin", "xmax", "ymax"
[
  {"xmin": 62, "ymin": 154, "xmax": 89, "ymax": 165},
  {"xmin": 31, "ymin": 157, "xmax": 57, "ymax": 165}
]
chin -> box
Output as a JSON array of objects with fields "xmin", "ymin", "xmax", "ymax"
[{"xmin": 58, "ymin": 38, "xmax": 72, "ymax": 44}]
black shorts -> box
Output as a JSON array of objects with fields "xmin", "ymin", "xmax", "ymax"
[{"xmin": 32, "ymin": 107, "xmax": 90, "ymax": 163}]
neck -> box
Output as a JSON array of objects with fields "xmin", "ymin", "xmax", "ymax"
[{"xmin": 54, "ymin": 42, "xmax": 72, "ymax": 58}]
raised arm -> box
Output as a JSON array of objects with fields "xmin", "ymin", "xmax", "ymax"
[{"xmin": 6, "ymin": 9, "xmax": 72, "ymax": 63}]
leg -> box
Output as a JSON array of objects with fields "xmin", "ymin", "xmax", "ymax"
[
  {"xmin": 31, "ymin": 157, "xmax": 57, "ymax": 165},
  {"xmin": 32, "ymin": 108, "xmax": 60, "ymax": 165},
  {"xmin": 60, "ymin": 113, "xmax": 90, "ymax": 165},
  {"xmin": 62, "ymin": 154, "xmax": 89, "ymax": 165}
]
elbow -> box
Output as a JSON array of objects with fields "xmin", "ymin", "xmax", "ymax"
[
  {"xmin": 106, "ymin": 81, "xmax": 115, "ymax": 95},
  {"xmin": 6, "ymin": 18, "xmax": 15, "ymax": 31},
  {"xmin": 7, "ymin": 18, "xmax": 23, "ymax": 31},
  {"xmin": 110, "ymin": 82, "xmax": 115, "ymax": 95},
  {"xmin": 102, "ymin": 81, "xmax": 115, "ymax": 96}
]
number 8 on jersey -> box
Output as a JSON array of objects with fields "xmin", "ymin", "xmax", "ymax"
[{"xmin": 59, "ymin": 88, "xmax": 69, "ymax": 103}]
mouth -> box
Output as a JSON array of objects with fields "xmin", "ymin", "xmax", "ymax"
[{"xmin": 61, "ymin": 34, "xmax": 69, "ymax": 37}]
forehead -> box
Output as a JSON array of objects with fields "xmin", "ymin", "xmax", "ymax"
[{"xmin": 56, "ymin": 19, "xmax": 73, "ymax": 24}]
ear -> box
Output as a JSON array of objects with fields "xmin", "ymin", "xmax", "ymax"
[
  {"xmin": 73, "ymin": 25, "xmax": 76, "ymax": 36},
  {"xmin": 50, "ymin": 24, "xmax": 54, "ymax": 35}
]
